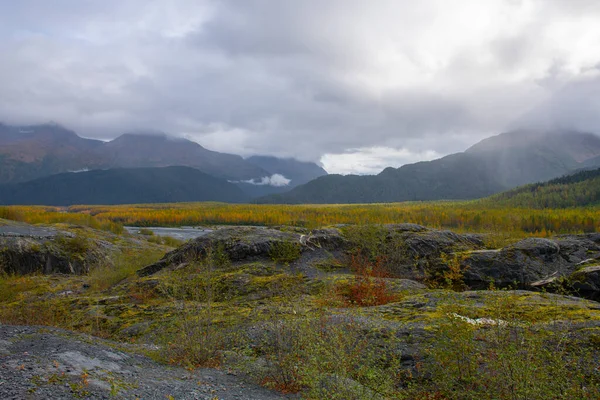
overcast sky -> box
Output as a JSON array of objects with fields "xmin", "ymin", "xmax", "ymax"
[{"xmin": 1, "ymin": 0, "xmax": 600, "ymax": 174}]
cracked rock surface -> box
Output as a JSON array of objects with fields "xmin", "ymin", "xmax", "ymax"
[{"xmin": 0, "ymin": 324, "xmax": 289, "ymax": 400}]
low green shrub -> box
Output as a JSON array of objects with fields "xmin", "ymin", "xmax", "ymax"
[
  {"xmin": 146, "ymin": 235, "xmax": 184, "ymax": 247},
  {"xmin": 269, "ymin": 241, "xmax": 301, "ymax": 265},
  {"xmin": 88, "ymin": 248, "xmax": 164, "ymax": 291},
  {"xmin": 251, "ymin": 315, "xmax": 403, "ymax": 397},
  {"xmin": 157, "ymin": 246, "xmax": 231, "ymax": 368},
  {"xmin": 409, "ymin": 292, "xmax": 600, "ymax": 399},
  {"xmin": 55, "ymin": 234, "xmax": 91, "ymax": 261}
]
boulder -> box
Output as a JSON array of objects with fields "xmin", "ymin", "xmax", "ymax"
[
  {"xmin": 569, "ymin": 265, "xmax": 600, "ymax": 295},
  {"xmin": 0, "ymin": 228, "xmax": 105, "ymax": 275},
  {"xmin": 462, "ymin": 235, "xmax": 600, "ymax": 289},
  {"xmin": 0, "ymin": 220, "xmax": 165, "ymax": 276},
  {"xmin": 376, "ymin": 226, "xmax": 485, "ymax": 279},
  {"xmin": 400, "ymin": 229, "xmax": 484, "ymax": 259}
]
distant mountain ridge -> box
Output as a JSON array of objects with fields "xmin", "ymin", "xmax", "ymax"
[
  {"xmin": 0, "ymin": 124, "xmax": 327, "ymax": 195},
  {"xmin": 0, "ymin": 123, "xmax": 105, "ymax": 184},
  {"xmin": 258, "ymin": 129, "xmax": 600, "ymax": 204},
  {"xmin": 0, "ymin": 166, "xmax": 248, "ymax": 205}
]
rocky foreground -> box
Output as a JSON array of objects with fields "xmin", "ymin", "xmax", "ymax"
[
  {"xmin": 139, "ymin": 224, "xmax": 600, "ymax": 299},
  {"xmin": 2, "ymin": 220, "xmax": 600, "ymax": 398},
  {"xmin": 0, "ymin": 325, "xmax": 288, "ymax": 400}
]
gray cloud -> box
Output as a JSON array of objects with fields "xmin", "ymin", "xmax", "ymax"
[{"xmin": 1, "ymin": 0, "xmax": 600, "ymax": 173}]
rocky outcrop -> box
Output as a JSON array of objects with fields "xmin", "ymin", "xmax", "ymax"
[
  {"xmin": 570, "ymin": 265, "xmax": 600, "ymax": 294},
  {"xmin": 0, "ymin": 224, "xmax": 107, "ymax": 275},
  {"xmin": 461, "ymin": 235, "xmax": 600, "ymax": 289},
  {"xmin": 397, "ymin": 228, "xmax": 484, "ymax": 260},
  {"xmin": 0, "ymin": 220, "xmax": 167, "ymax": 276},
  {"xmin": 532, "ymin": 265, "xmax": 600, "ymax": 300},
  {"xmin": 138, "ymin": 226, "xmax": 347, "ymax": 276},
  {"xmin": 136, "ymin": 223, "xmax": 600, "ymax": 299},
  {"xmin": 346, "ymin": 224, "xmax": 485, "ymax": 279}
]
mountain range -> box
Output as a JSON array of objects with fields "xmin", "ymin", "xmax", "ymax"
[
  {"xmin": 0, "ymin": 123, "xmax": 326, "ymax": 198},
  {"xmin": 1, "ymin": 123, "xmax": 600, "ymax": 206},
  {"xmin": 258, "ymin": 129, "xmax": 600, "ymax": 204},
  {"xmin": 0, "ymin": 166, "xmax": 248, "ymax": 205}
]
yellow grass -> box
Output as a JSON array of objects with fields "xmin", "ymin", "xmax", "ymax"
[{"xmin": 2, "ymin": 201, "xmax": 600, "ymax": 239}]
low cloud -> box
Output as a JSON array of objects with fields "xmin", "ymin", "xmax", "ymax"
[
  {"xmin": 321, "ymin": 147, "xmax": 442, "ymax": 175},
  {"xmin": 234, "ymin": 174, "xmax": 291, "ymax": 187},
  {"xmin": 1, "ymin": 1, "xmax": 600, "ymax": 173}
]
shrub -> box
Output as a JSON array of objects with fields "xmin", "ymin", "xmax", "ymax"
[
  {"xmin": 158, "ymin": 247, "xmax": 229, "ymax": 368},
  {"xmin": 88, "ymin": 248, "xmax": 164, "ymax": 291},
  {"xmin": 0, "ymin": 273, "xmax": 40, "ymax": 303},
  {"xmin": 424, "ymin": 252, "xmax": 469, "ymax": 291},
  {"xmin": 269, "ymin": 241, "xmax": 301, "ymax": 265},
  {"xmin": 0, "ymin": 207, "xmax": 24, "ymax": 221},
  {"xmin": 146, "ymin": 235, "xmax": 184, "ymax": 247},
  {"xmin": 55, "ymin": 234, "xmax": 91, "ymax": 260},
  {"xmin": 412, "ymin": 292, "xmax": 600, "ymax": 399},
  {"xmin": 254, "ymin": 315, "xmax": 403, "ymax": 397},
  {"xmin": 335, "ymin": 253, "xmax": 399, "ymax": 307}
]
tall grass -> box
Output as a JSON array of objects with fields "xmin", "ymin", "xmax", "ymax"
[
  {"xmin": 3, "ymin": 202, "xmax": 600, "ymax": 237},
  {"xmin": 0, "ymin": 206, "xmax": 123, "ymax": 233},
  {"xmin": 70, "ymin": 202, "xmax": 600, "ymax": 235}
]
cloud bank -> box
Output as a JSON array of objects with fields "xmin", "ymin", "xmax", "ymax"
[{"xmin": 1, "ymin": 0, "xmax": 600, "ymax": 174}]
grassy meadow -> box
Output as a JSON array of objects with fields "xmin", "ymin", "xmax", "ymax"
[{"xmin": 2, "ymin": 200, "xmax": 600, "ymax": 238}]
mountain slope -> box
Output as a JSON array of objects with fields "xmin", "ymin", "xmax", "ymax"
[
  {"xmin": 485, "ymin": 168, "xmax": 600, "ymax": 208},
  {"xmin": 0, "ymin": 123, "xmax": 105, "ymax": 183},
  {"xmin": 260, "ymin": 153, "xmax": 506, "ymax": 204},
  {"xmin": 0, "ymin": 123, "xmax": 330, "ymax": 196},
  {"xmin": 464, "ymin": 129, "xmax": 600, "ymax": 187},
  {"xmin": 98, "ymin": 133, "xmax": 269, "ymax": 181},
  {"xmin": 258, "ymin": 130, "xmax": 600, "ymax": 204},
  {"xmin": 0, "ymin": 166, "xmax": 249, "ymax": 205}
]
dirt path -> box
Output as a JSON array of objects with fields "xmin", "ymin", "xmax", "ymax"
[{"xmin": 0, "ymin": 324, "xmax": 289, "ymax": 400}]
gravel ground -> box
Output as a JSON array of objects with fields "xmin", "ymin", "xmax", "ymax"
[{"xmin": 0, "ymin": 324, "xmax": 289, "ymax": 400}]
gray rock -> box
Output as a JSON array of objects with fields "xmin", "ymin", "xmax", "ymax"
[
  {"xmin": 402, "ymin": 229, "xmax": 484, "ymax": 260},
  {"xmin": 462, "ymin": 235, "xmax": 600, "ymax": 289},
  {"xmin": 138, "ymin": 226, "xmax": 347, "ymax": 276},
  {"xmin": 0, "ymin": 324, "xmax": 289, "ymax": 400},
  {"xmin": 570, "ymin": 265, "xmax": 600, "ymax": 293},
  {"xmin": 0, "ymin": 235, "xmax": 102, "ymax": 275}
]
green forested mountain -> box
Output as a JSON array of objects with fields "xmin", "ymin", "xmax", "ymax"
[
  {"xmin": 0, "ymin": 166, "xmax": 249, "ymax": 205},
  {"xmin": 486, "ymin": 168, "xmax": 600, "ymax": 208},
  {"xmin": 259, "ymin": 153, "xmax": 505, "ymax": 204},
  {"xmin": 258, "ymin": 130, "xmax": 600, "ymax": 204}
]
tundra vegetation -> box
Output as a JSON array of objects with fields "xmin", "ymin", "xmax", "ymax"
[{"xmin": 0, "ymin": 203, "xmax": 599, "ymax": 399}]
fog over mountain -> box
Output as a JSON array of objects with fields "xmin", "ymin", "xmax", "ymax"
[
  {"xmin": 1, "ymin": 1, "xmax": 600, "ymax": 174},
  {"xmin": 258, "ymin": 129, "xmax": 600, "ymax": 204}
]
